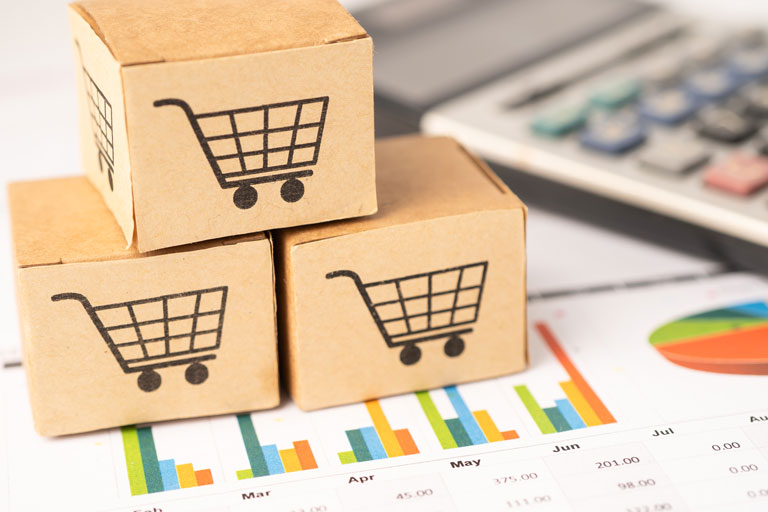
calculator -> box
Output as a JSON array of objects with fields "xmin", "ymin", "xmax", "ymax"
[{"xmin": 358, "ymin": 0, "xmax": 768, "ymax": 273}]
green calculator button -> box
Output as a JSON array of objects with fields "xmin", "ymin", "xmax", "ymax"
[
  {"xmin": 590, "ymin": 79, "xmax": 642, "ymax": 109},
  {"xmin": 531, "ymin": 103, "xmax": 589, "ymax": 137}
]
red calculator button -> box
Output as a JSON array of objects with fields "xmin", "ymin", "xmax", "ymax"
[{"xmin": 703, "ymin": 154, "xmax": 768, "ymax": 196}]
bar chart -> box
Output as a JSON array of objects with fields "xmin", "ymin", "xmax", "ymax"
[
  {"xmin": 416, "ymin": 385, "xmax": 519, "ymax": 449},
  {"xmin": 514, "ymin": 322, "xmax": 616, "ymax": 434},
  {"xmin": 235, "ymin": 414, "xmax": 318, "ymax": 479},
  {"xmin": 337, "ymin": 399, "xmax": 420, "ymax": 464},
  {"xmin": 121, "ymin": 425, "xmax": 213, "ymax": 496}
]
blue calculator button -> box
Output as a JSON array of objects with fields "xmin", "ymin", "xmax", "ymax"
[
  {"xmin": 685, "ymin": 67, "xmax": 741, "ymax": 101},
  {"xmin": 729, "ymin": 47, "xmax": 768, "ymax": 80},
  {"xmin": 639, "ymin": 88, "xmax": 699, "ymax": 125},
  {"xmin": 581, "ymin": 112, "xmax": 646, "ymax": 154}
]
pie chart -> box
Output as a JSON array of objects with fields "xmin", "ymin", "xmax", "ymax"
[{"xmin": 649, "ymin": 301, "xmax": 768, "ymax": 375}]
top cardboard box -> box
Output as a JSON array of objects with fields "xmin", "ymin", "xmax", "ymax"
[{"xmin": 69, "ymin": 0, "xmax": 376, "ymax": 252}]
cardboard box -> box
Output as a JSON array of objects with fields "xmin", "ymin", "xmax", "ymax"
[
  {"xmin": 68, "ymin": 0, "xmax": 376, "ymax": 252},
  {"xmin": 9, "ymin": 177, "xmax": 279, "ymax": 436},
  {"xmin": 276, "ymin": 135, "xmax": 528, "ymax": 410}
]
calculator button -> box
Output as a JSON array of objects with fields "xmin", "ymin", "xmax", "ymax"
[
  {"xmin": 639, "ymin": 88, "xmax": 699, "ymax": 125},
  {"xmin": 589, "ymin": 78, "xmax": 642, "ymax": 109},
  {"xmin": 685, "ymin": 67, "xmax": 740, "ymax": 101},
  {"xmin": 742, "ymin": 83, "xmax": 768, "ymax": 117},
  {"xmin": 703, "ymin": 154, "xmax": 768, "ymax": 195},
  {"xmin": 581, "ymin": 112, "xmax": 646, "ymax": 154},
  {"xmin": 638, "ymin": 139, "xmax": 710, "ymax": 175},
  {"xmin": 694, "ymin": 106, "xmax": 757, "ymax": 143},
  {"xmin": 729, "ymin": 47, "xmax": 768, "ymax": 80},
  {"xmin": 686, "ymin": 39, "xmax": 724, "ymax": 66},
  {"xmin": 531, "ymin": 103, "xmax": 589, "ymax": 137},
  {"xmin": 643, "ymin": 59, "xmax": 681, "ymax": 87}
]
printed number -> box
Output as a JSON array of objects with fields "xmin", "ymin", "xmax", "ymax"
[
  {"xmin": 729, "ymin": 464, "xmax": 759, "ymax": 474},
  {"xmin": 506, "ymin": 495, "xmax": 552, "ymax": 508},
  {"xmin": 625, "ymin": 504, "xmax": 672, "ymax": 512},
  {"xmin": 596, "ymin": 457, "xmax": 640, "ymax": 469},
  {"xmin": 712, "ymin": 442, "xmax": 741, "ymax": 451},
  {"xmin": 747, "ymin": 488, "xmax": 768, "ymax": 498},
  {"xmin": 396, "ymin": 489, "xmax": 433, "ymax": 500},
  {"xmin": 493, "ymin": 473, "xmax": 539, "ymax": 485},
  {"xmin": 618, "ymin": 479, "xmax": 656, "ymax": 490}
]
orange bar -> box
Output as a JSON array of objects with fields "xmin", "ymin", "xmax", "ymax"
[
  {"xmin": 501, "ymin": 430, "xmax": 519, "ymax": 440},
  {"xmin": 472, "ymin": 410, "xmax": 504, "ymax": 442},
  {"xmin": 536, "ymin": 322, "xmax": 616, "ymax": 424},
  {"xmin": 194, "ymin": 469, "xmax": 213, "ymax": 486},
  {"xmin": 293, "ymin": 440, "xmax": 318, "ymax": 470},
  {"xmin": 393, "ymin": 429, "xmax": 419, "ymax": 455}
]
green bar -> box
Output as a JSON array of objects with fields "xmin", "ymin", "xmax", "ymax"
[
  {"xmin": 236, "ymin": 469, "xmax": 254, "ymax": 480},
  {"xmin": 338, "ymin": 451, "xmax": 357, "ymax": 465},
  {"xmin": 237, "ymin": 414, "xmax": 269, "ymax": 477},
  {"xmin": 514, "ymin": 385, "xmax": 557, "ymax": 434},
  {"xmin": 445, "ymin": 418, "xmax": 472, "ymax": 447},
  {"xmin": 121, "ymin": 426, "xmax": 148, "ymax": 496},
  {"xmin": 136, "ymin": 427, "xmax": 164, "ymax": 493},
  {"xmin": 543, "ymin": 407, "xmax": 573, "ymax": 433},
  {"xmin": 346, "ymin": 429, "xmax": 372, "ymax": 462},
  {"xmin": 415, "ymin": 391, "xmax": 458, "ymax": 449}
]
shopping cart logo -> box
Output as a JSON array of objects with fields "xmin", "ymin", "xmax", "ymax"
[
  {"xmin": 154, "ymin": 96, "xmax": 329, "ymax": 209},
  {"xmin": 75, "ymin": 41, "xmax": 115, "ymax": 191},
  {"xmin": 51, "ymin": 287, "xmax": 227, "ymax": 392},
  {"xmin": 326, "ymin": 262, "xmax": 488, "ymax": 366}
]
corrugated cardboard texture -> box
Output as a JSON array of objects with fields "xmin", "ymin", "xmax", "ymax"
[
  {"xmin": 276, "ymin": 135, "xmax": 527, "ymax": 410},
  {"xmin": 124, "ymin": 38, "xmax": 375, "ymax": 252},
  {"xmin": 69, "ymin": 8, "xmax": 135, "ymax": 244},
  {"xmin": 280, "ymin": 136, "xmax": 525, "ymax": 246},
  {"xmin": 10, "ymin": 178, "xmax": 278, "ymax": 435},
  {"xmin": 8, "ymin": 177, "xmax": 266, "ymax": 267},
  {"xmin": 71, "ymin": 0, "xmax": 368, "ymax": 66},
  {"xmin": 68, "ymin": 2, "xmax": 375, "ymax": 252}
]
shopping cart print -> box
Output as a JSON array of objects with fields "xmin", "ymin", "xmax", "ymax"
[
  {"xmin": 76, "ymin": 41, "xmax": 115, "ymax": 191},
  {"xmin": 153, "ymin": 96, "xmax": 329, "ymax": 209},
  {"xmin": 327, "ymin": 262, "xmax": 488, "ymax": 365},
  {"xmin": 51, "ymin": 287, "xmax": 227, "ymax": 392}
]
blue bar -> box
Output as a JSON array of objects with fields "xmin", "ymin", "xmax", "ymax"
[
  {"xmin": 158, "ymin": 459, "xmax": 180, "ymax": 491},
  {"xmin": 555, "ymin": 399, "xmax": 586, "ymax": 429},
  {"xmin": 262, "ymin": 444, "xmax": 285, "ymax": 475},
  {"xmin": 360, "ymin": 427, "xmax": 388, "ymax": 460},
  {"xmin": 444, "ymin": 386, "xmax": 487, "ymax": 445}
]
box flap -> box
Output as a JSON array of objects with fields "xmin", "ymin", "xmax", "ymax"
[
  {"xmin": 281, "ymin": 135, "xmax": 526, "ymax": 246},
  {"xmin": 8, "ymin": 177, "xmax": 265, "ymax": 268},
  {"xmin": 70, "ymin": 0, "xmax": 369, "ymax": 66}
]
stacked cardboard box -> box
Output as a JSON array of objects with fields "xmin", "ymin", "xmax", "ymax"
[{"xmin": 9, "ymin": 0, "xmax": 527, "ymax": 436}]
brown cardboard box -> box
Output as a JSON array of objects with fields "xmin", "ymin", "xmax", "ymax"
[
  {"xmin": 9, "ymin": 177, "xmax": 279, "ymax": 435},
  {"xmin": 276, "ymin": 135, "xmax": 528, "ymax": 410},
  {"xmin": 68, "ymin": 0, "xmax": 376, "ymax": 252}
]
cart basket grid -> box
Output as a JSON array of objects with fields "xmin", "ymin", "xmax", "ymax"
[
  {"xmin": 76, "ymin": 41, "xmax": 115, "ymax": 190},
  {"xmin": 51, "ymin": 287, "xmax": 227, "ymax": 390},
  {"xmin": 327, "ymin": 262, "xmax": 488, "ymax": 364},
  {"xmin": 154, "ymin": 96, "xmax": 329, "ymax": 183}
]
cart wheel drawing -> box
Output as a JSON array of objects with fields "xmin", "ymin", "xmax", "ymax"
[
  {"xmin": 400, "ymin": 343, "xmax": 422, "ymax": 365},
  {"xmin": 138, "ymin": 369, "xmax": 162, "ymax": 392},
  {"xmin": 233, "ymin": 185, "xmax": 258, "ymax": 209},
  {"xmin": 281, "ymin": 178, "xmax": 305, "ymax": 203},
  {"xmin": 185, "ymin": 362, "xmax": 209, "ymax": 385},
  {"xmin": 444, "ymin": 334, "xmax": 465, "ymax": 357}
]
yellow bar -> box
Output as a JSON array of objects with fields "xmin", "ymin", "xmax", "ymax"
[
  {"xmin": 365, "ymin": 400, "xmax": 404, "ymax": 457},
  {"xmin": 279, "ymin": 448, "xmax": 302, "ymax": 472},
  {"xmin": 472, "ymin": 410, "xmax": 504, "ymax": 442},
  {"xmin": 560, "ymin": 381, "xmax": 601, "ymax": 427},
  {"xmin": 176, "ymin": 463, "xmax": 197, "ymax": 488}
]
